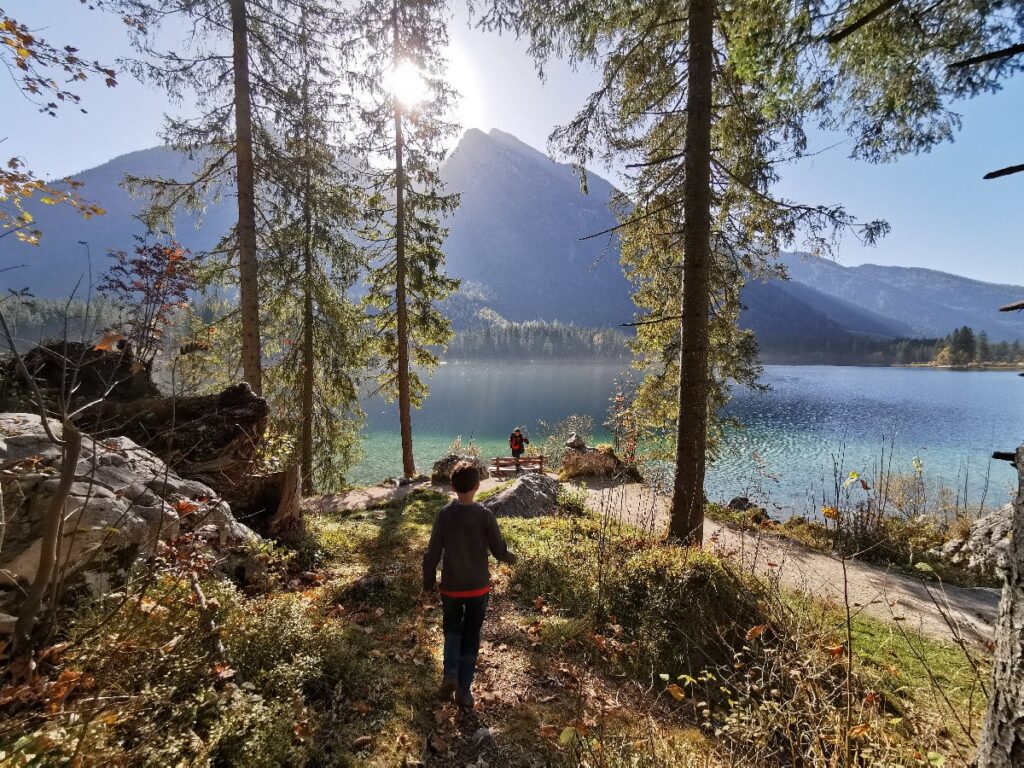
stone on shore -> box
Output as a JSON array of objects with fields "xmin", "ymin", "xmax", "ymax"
[
  {"xmin": 939, "ymin": 503, "xmax": 1012, "ymax": 577},
  {"xmin": 483, "ymin": 473, "xmax": 559, "ymax": 518},
  {"xmin": 429, "ymin": 454, "xmax": 490, "ymax": 484}
]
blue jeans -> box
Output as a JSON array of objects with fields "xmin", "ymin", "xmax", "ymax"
[{"xmin": 441, "ymin": 593, "xmax": 489, "ymax": 691}]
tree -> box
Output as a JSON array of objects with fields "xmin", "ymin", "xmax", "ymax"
[
  {"xmin": 1, "ymin": 6, "xmax": 116, "ymax": 244},
  {"xmin": 352, "ymin": 0, "xmax": 460, "ymax": 479},
  {"xmin": 257, "ymin": 5, "xmax": 366, "ymax": 494},
  {"xmin": 477, "ymin": 0, "xmax": 885, "ymax": 543},
  {"xmin": 115, "ymin": 0, "xmax": 284, "ymax": 394}
]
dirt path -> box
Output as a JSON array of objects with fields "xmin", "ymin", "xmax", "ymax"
[
  {"xmin": 310, "ymin": 476, "xmax": 999, "ymax": 646},
  {"xmin": 584, "ymin": 480, "xmax": 1000, "ymax": 646}
]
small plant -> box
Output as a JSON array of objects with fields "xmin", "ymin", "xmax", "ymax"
[
  {"xmin": 556, "ymin": 481, "xmax": 588, "ymax": 516},
  {"xmin": 98, "ymin": 237, "xmax": 198, "ymax": 365}
]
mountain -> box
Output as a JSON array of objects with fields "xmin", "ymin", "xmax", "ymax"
[
  {"xmin": 1, "ymin": 147, "xmax": 234, "ymax": 297},
  {"xmin": 440, "ymin": 128, "xmax": 635, "ymax": 327},
  {"xmin": 779, "ymin": 253, "xmax": 1024, "ymax": 342},
  {"xmin": 4, "ymin": 129, "xmax": 1023, "ymax": 351}
]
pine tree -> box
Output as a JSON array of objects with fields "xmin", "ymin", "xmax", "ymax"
[
  {"xmin": 256, "ymin": 4, "xmax": 367, "ymax": 494},
  {"xmin": 477, "ymin": 0, "xmax": 885, "ymax": 543},
  {"xmin": 351, "ymin": 0, "xmax": 460, "ymax": 479},
  {"xmin": 114, "ymin": 0, "xmax": 303, "ymax": 395}
]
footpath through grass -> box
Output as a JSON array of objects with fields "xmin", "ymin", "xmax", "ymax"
[{"xmin": 0, "ymin": 486, "xmax": 990, "ymax": 766}]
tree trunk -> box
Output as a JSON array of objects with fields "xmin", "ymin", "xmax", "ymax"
[
  {"xmin": 393, "ymin": 5, "xmax": 416, "ymax": 479},
  {"xmin": 269, "ymin": 464, "xmax": 303, "ymax": 541},
  {"xmin": 976, "ymin": 445, "xmax": 1024, "ymax": 766},
  {"xmin": 300, "ymin": 58, "xmax": 315, "ymax": 496},
  {"xmin": 229, "ymin": 0, "xmax": 262, "ymax": 395},
  {"xmin": 668, "ymin": 0, "xmax": 715, "ymax": 545}
]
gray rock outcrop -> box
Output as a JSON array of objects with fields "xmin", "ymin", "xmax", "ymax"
[
  {"xmin": 564, "ymin": 432, "xmax": 587, "ymax": 451},
  {"xmin": 0, "ymin": 413, "xmax": 258, "ymax": 622},
  {"xmin": 483, "ymin": 473, "xmax": 559, "ymax": 518},
  {"xmin": 430, "ymin": 454, "xmax": 489, "ymax": 484},
  {"xmin": 939, "ymin": 504, "xmax": 1012, "ymax": 577}
]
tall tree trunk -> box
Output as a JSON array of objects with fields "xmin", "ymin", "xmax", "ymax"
[
  {"xmin": 300, "ymin": 52, "xmax": 315, "ymax": 496},
  {"xmin": 976, "ymin": 445, "xmax": 1024, "ymax": 766},
  {"xmin": 393, "ymin": 7, "xmax": 415, "ymax": 479},
  {"xmin": 229, "ymin": 0, "xmax": 262, "ymax": 395},
  {"xmin": 668, "ymin": 0, "xmax": 715, "ymax": 545}
]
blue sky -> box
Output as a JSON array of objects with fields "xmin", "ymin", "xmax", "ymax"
[{"xmin": 3, "ymin": 0, "xmax": 1021, "ymax": 284}]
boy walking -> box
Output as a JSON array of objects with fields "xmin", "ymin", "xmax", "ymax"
[{"xmin": 423, "ymin": 461, "xmax": 517, "ymax": 709}]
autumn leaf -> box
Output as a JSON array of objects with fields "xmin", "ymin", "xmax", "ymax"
[
  {"xmin": 745, "ymin": 623, "xmax": 769, "ymax": 642},
  {"xmin": 173, "ymin": 499, "xmax": 200, "ymax": 515},
  {"xmin": 848, "ymin": 723, "xmax": 871, "ymax": 739},
  {"xmin": 822, "ymin": 506, "xmax": 839, "ymax": 520},
  {"xmin": 864, "ymin": 691, "xmax": 879, "ymax": 706},
  {"xmin": 826, "ymin": 644, "xmax": 845, "ymax": 659},
  {"xmin": 213, "ymin": 663, "xmax": 236, "ymax": 680},
  {"xmin": 665, "ymin": 683, "xmax": 686, "ymax": 701},
  {"xmin": 293, "ymin": 721, "xmax": 311, "ymax": 742},
  {"xmin": 538, "ymin": 725, "xmax": 559, "ymax": 740},
  {"xmin": 558, "ymin": 726, "xmax": 577, "ymax": 746},
  {"xmin": 93, "ymin": 332, "xmax": 125, "ymax": 351},
  {"xmin": 533, "ymin": 596, "xmax": 546, "ymax": 611}
]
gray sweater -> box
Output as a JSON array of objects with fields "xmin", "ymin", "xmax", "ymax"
[{"xmin": 422, "ymin": 501, "xmax": 517, "ymax": 593}]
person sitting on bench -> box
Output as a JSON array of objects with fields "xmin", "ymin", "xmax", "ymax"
[{"xmin": 508, "ymin": 428, "xmax": 529, "ymax": 473}]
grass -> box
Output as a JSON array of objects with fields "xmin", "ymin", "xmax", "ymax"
[{"xmin": 0, "ymin": 485, "xmax": 992, "ymax": 767}]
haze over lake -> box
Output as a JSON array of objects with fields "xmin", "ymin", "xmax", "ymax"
[{"xmin": 355, "ymin": 362, "xmax": 1024, "ymax": 512}]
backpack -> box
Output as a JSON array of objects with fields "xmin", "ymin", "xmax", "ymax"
[{"xmin": 510, "ymin": 433, "xmax": 523, "ymax": 451}]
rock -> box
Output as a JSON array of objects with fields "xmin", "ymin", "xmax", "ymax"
[
  {"xmin": 564, "ymin": 432, "xmax": 587, "ymax": 451},
  {"xmin": 560, "ymin": 445, "xmax": 642, "ymax": 481},
  {"xmin": 430, "ymin": 454, "xmax": 490, "ymax": 484},
  {"xmin": 728, "ymin": 496, "xmax": 754, "ymax": 511},
  {"xmin": 398, "ymin": 474, "xmax": 430, "ymax": 487},
  {"xmin": 939, "ymin": 504, "xmax": 1012, "ymax": 577},
  {"xmin": 0, "ymin": 413, "xmax": 258, "ymax": 623},
  {"xmin": 484, "ymin": 473, "xmax": 559, "ymax": 518}
]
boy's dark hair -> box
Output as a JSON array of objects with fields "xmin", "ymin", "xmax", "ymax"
[{"xmin": 450, "ymin": 461, "xmax": 480, "ymax": 493}]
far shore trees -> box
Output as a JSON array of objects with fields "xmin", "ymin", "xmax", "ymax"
[{"xmin": 352, "ymin": 0, "xmax": 459, "ymax": 479}]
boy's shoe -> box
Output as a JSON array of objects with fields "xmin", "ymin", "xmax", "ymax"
[
  {"xmin": 437, "ymin": 677, "xmax": 457, "ymax": 701},
  {"xmin": 456, "ymin": 688, "xmax": 475, "ymax": 710}
]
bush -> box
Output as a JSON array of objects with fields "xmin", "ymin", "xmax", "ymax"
[{"xmin": 505, "ymin": 515, "xmax": 765, "ymax": 678}]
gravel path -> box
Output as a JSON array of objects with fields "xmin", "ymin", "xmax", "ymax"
[{"xmin": 584, "ymin": 479, "xmax": 1000, "ymax": 646}]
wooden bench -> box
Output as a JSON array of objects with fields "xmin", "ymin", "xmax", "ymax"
[{"xmin": 489, "ymin": 455, "xmax": 545, "ymax": 477}]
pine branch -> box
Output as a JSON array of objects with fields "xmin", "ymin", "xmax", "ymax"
[
  {"xmin": 983, "ymin": 163, "xmax": 1024, "ymax": 180},
  {"xmin": 825, "ymin": 0, "xmax": 903, "ymax": 44},
  {"xmin": 949, "ymin": 42, "xmax": 1024, "ymax": 70}
]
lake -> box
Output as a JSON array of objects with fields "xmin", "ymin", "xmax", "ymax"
[{"xmin": 353, "ymin": 362, "xmax": 1024, "ymax": 512}]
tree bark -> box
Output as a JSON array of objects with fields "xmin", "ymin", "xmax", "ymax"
[
  {"xmin": 668, "ymin": 0, "xmax": 714, "ymax": 545},
  {"xmin": 229, "ymin": 0, "xmax": 263, "ymax": 395},
  {"xmin": 976, "ymin": 445, "xmax": 1024, "ymax": 767},
  {"xmin": 393, "ymin": 3, "xmax": 416, "ymax": 479},
  {"xmin": 300, "ymin": 56, "xmax": 315, "ymax": 496}
]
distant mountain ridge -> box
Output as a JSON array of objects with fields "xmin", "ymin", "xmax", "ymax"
[{"xmin": 3, "ymin": 129, "xmax": 1023, "ymax": 349}]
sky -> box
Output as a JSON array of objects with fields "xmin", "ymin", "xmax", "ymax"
[{"xmin": 3, "ymin": 0, "xmax": 1021, "ymax": 284}]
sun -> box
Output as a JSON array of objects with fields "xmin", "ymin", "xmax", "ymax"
[{"xmin": 390, "ymin": 61, "xmax": 429, "ymax": 107}]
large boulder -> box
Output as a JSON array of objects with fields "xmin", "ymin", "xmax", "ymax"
[
  {"xmin": 560, "ymin": 445, "xmax": 642, "ymax": 482},
  {"xmin": 939, "ymin": 503, "xmax": 1012, "ymax": 577},
  {"xmin": 483, "ymin": 473, "xmax": 559, "ymax": 518},
  {"xmin": 0, "ymin": 413, "xmax": 258, "ymax": 622},
  {"xmin": 430, "ymin": 454, "xmax": 489, "ymax": 484}
]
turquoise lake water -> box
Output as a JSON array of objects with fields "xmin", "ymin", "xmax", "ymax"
[{"xmin": 352, "ymin": 362, "xmax": 1024, "ymax": 512}]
